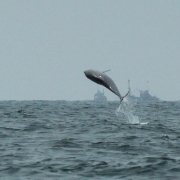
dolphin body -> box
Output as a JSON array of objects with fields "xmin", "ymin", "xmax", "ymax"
[{"xmin": 84, "ymin": 69, "xmax": 129, "ymax": 103}]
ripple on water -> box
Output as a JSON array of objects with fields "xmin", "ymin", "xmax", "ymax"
[{"xmin": 0, "ymin": 101, "xmax": 180, "ymax": 179}]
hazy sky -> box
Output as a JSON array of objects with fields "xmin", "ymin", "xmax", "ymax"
[{"xmin": 0, "ymin": 1, "xmax": 180, "ymax": 101}]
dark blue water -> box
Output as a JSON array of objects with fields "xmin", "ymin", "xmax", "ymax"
[{"xmin": 1, "ymin": 100, "xmax": 180, "ymax": 179}]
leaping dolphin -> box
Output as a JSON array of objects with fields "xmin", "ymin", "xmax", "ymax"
[{"xmin": 84, "ymin": 69, "xmax": 129, "ymax": 104}]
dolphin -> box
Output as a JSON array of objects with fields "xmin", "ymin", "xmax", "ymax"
[{"xmin": 84, "ymin": 69, "xmax": 129, "ymax": 104}]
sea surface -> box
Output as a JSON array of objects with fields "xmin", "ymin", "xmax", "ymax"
[{"xmin": 0, "ymin": 100, "xmax": 180, "ymax": 180}]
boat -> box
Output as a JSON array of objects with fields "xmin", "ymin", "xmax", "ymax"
[
  {"xmin": 127, "ymin": 80, "xmax": 160, "ymax": 102},
  {"xmin": 94, "ymin": 89, "xmax": 107, "ymax": 102}
]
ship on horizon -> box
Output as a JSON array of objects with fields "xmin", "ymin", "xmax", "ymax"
[
  {"xmin": 94, "ymin": 89, "xmax": 107, "ymax": 102},
  {"xmin": 127, "ymin": 80, "xmax": 160, "ymax": 102}
]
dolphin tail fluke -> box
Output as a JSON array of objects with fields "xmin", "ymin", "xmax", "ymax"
[
  {"xmin": 119, "ymin": 90, "xmax": 130, "ymax": 105},
  {"xmin": 122, "ymin": 90, "xmax": 130, "ymax": 99}
]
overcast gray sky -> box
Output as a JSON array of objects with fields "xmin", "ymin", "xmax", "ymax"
[{"xmin": 0, "ymin": 0, "xmax": 180, "ymax": 101}]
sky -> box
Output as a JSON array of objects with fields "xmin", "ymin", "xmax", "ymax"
[{"xmin": 0, "ymin": 0, "xmax": 180, "ymax": 101}]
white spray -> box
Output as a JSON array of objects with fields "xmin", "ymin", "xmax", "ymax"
[{"xmin": 116, "ymin": 98, "xmax": 147, "ymax": 124}]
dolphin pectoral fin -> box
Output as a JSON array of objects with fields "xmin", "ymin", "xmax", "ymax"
[{"xmin": 103, "ymin": 70, "xmax": 111, "ymax": 73}]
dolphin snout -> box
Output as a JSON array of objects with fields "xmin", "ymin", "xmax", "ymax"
[
  {"xmin": 84, "ymin": 70, "xmax": 91, "ymax": 77},
  {"xmin": 84, "ymin": 71, "xmax": 88, "ymax": 77}
]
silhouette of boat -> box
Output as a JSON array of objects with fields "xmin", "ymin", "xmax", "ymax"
[
  {"xmin": 127, "ymin": 80, "xmax": 160, "ymax": 102},
  {"xmin": 94, "ymin": 89, "xmax": 107, "ymax": 102}
]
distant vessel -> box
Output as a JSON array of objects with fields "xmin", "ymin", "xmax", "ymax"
[
  {"xmin": 94, "ymin": 89, "xmax": 107, "ymax": 102},
  {"xmin": 127, "ymin": 80, "xmax": 160, "ymax": 102}
]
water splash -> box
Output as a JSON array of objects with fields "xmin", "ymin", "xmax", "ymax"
[{"xmin": 116, "ymin": 98, "xmax": 147, "ymax": 124}]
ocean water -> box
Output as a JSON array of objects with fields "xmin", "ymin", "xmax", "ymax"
[{"xmin": 0, "ymin": 100, "xmax": 180, "ymax": 180}]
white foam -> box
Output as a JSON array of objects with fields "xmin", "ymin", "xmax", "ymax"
[{"xmin": 140, "ymin": 122, "xmax": 149, "ymax": 125}]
